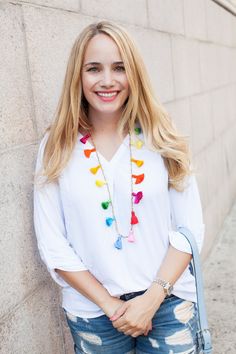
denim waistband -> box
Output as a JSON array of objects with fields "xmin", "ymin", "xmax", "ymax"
[{"xmin": 119, "ymin": 289, "xmax": 175, "ymax": 301}]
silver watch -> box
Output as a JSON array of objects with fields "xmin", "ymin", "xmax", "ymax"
[{"xmin": 153, "ymin": 277, "xmax": 173, "ymax": 296}]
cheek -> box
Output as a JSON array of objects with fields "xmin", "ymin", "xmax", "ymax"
[
  {"xmin": 124, "ymin": 83, "xmax": 130, "ymax": 97},
  {"xmin": 122, "ymin": 77, "xmax": 130, "ymax": 92},
  {"xmin": 81, "ymin": 78, "xmax": 96, "ymax": 101},
  {"xmin": 82, "ymin": 74, "xmax": 95, "ymax": 91}
]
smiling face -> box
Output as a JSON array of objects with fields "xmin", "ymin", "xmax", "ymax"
[{"xmin": 81, "ymin": 33, "xmax": 130, "ymax": 120}]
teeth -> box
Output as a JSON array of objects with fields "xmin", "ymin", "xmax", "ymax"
[{"xmin": 97, "ymin": 92, "xmax": 118, "ymax": 97}]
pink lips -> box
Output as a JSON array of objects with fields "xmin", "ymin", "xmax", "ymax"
[{"xmin": 95, "ymin": 91, "xmax": 120, "ymax": 102}]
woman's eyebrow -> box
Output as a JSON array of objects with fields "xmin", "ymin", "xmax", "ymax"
[{"xmin": 83, "ymin": 61, "xmax": 124, "ymax": 67}]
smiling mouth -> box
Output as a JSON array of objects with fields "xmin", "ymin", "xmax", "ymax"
[{"xmin": 95, "ymin": 91, "xmax": 120, "ymax": 97}]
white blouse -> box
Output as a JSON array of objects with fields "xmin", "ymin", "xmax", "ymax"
[{"xmin": 33, "ymin": 127, "xmax": 205, "ymax": 318}]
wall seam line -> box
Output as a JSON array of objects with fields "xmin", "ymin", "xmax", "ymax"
[{"xmin": 20, "ymin": 3, "xmax": 39, "ymax": 138}]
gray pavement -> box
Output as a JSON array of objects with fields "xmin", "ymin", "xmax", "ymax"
[{"xmin": 203, "ymin": 200, "xmax": 236, "ymax": 353}]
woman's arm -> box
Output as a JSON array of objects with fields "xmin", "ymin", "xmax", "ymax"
[
  {"xmin": 110, "ymin": 245, "xmax": 192, "ymax": 337},
  {"xmin": 111, "ymin": 174, "xmax": 205, "ymax": 337},
  {"xmin": 55, "ymin": 269, "xmax": 125, "ymax": 317},
  {"xmin": 142, "ymin": 245, "xmax": 192, "ymax": 306}
]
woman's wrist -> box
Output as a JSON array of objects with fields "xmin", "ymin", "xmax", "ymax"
[
  {"xmin": 97, "ymin": 291, "xmax": 114, "ymax": 309},
  {"xmin": 99, "ymin": 295, "xmax": 124, "ymax": 317},
  {"xmin": 142, "ymin": 282, "xmax": 166, "ymax": 310}
]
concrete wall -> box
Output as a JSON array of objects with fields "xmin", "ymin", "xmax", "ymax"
[{"xmin": 0, "ymin": 0, "xmax": 235, "ymax": 352}]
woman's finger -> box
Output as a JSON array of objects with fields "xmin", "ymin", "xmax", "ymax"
[{"xmin": 131, "ymin": 330, "xmax": 143, "ymax": 338}]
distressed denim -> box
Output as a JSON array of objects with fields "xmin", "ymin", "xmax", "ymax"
[{"xmin": 64, "ymin": 293, "xmax": 199, "ymax": 353}]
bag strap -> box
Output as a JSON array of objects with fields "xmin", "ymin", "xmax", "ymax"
[{"xmin": 177, "ymin": 226, "xmax": 212, "ymax": 353}]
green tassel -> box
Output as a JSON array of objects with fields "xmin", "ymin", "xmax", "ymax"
[
  {"xmin": 101, "ymin": 200, "xmax": 111, "ymax": 210},
  {"xmin": 134, "ymin": 127, "xmax": 141, "ymax": 135}
]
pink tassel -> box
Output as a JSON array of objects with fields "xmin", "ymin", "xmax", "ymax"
[
  {"xmin": 132, "ymin": 191, "xmax": 143, "ymax": 204},
  {"xmin": 127, "ymin": 230, "xmax": 135, "ymax": 242},
  {"xmin": 80, "ymin": 133, "xmax": 91, "ymax": 144}
]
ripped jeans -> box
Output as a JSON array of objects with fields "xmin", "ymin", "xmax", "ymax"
[{"xmin": 64, "ymin": 293, "xmax": 199, "ymax": 354}]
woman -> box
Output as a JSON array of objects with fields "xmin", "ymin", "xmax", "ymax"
[{"xmin": 33, "ymin": 20, "xmax": 205, "ymax": 354}]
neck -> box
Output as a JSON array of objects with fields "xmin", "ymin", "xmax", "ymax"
[{"xmin": 87, "ymin": 107, "xmax": 125, "ymax": 136}]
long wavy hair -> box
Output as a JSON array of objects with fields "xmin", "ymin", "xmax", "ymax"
[{"xmin": 34, "ymin": 20, "xmax": 193, "ymax": 191}]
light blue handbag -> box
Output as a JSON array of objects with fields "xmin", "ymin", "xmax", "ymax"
[{"xmin": 177, "ymin": 226, "xmax": 213, "ymax": 354}]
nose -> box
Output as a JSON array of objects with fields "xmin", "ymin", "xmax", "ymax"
[{"xmin": 100, "ymin": 68, "xmax": 115, "ymax": 87}]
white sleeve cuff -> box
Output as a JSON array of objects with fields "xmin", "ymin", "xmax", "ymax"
[
  {"xmin": 169, "ymin": 230, "xmax": 192, "ymax": 254},
  {"xmin": 169, "ymin": 224, "xmax": 205, "ymax": 255},
  {"xmin": 38, "ymin": 242, "xmax": 88, "ymax": 287},
  {"xmin": 49, "ymin": 266, "xmax": 87, "ymax": 287}
]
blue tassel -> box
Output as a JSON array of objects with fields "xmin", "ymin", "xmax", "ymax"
[
  {"xmin": 106, "ymin": 217, "xmax": 114, "ymax": 226},
  {"xmin": 114, "ymin": 236, "xmax": 122, "ymax": 249}
]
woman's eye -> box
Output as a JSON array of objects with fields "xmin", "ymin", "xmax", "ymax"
[
  {"xmin": 115, "ymin": 66, "xmax": 125, "ymax": 71},
  {"xmin": 87, "ymin": 67, "xmax": 98, "ymax": 72},
  {"xmin": 87, "ymin": 66, "xmax": 125, "ymax": 72}
]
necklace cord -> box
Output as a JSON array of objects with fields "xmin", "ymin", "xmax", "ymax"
[{"xmin": 89, "ymin": 131, "xmax": 133, "ymax": 238}]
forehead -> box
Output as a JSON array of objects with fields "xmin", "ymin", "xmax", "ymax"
[{"xmin": 83, "ymin": 33, "xmax": 122, "ymax": 63}]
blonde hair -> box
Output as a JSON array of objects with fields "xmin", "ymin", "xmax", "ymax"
[{"xmin": 34, "ymin": 20, "xmax": 193, "ymax": 192}]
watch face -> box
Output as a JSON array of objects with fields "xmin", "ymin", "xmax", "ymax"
[{"xmin": 166, "ymin": 283, "xmax": 173, "ymax": 295}]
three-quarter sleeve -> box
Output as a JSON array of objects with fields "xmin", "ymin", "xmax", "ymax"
[
  {"xmin": 33, "ymin": 133, "xmax": 88, "ymax": 287},
  {"xmin": 168, "ymin": 174, "xmax": 205, "ymax": 255}
]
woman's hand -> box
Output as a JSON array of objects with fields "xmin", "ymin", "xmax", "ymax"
[
  {"xmin": 109, "ymin": 286, "xmax": 165, "ymax": 337},
  {"xmin": 99, "ymin": 295, "xmax": 126, "ymax": 319}
]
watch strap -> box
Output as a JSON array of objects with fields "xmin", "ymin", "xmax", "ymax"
[{"xmin": 152, "ymin": 277, "xmax": 173, "ymax": 295}]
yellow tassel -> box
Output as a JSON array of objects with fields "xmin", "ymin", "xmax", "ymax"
[
  {"xmin": 131, "ymin": 158, "xmax": 144, "ymax": 167},
  {"xmin": 95, "ymin": 180, "xmax": 106, "ymax": 187},
  {"xmin": 90, "ymin": 165, "xmax": 101, "ymax": 174},
  {"xmin": 131, "ymin": 139, "xmax": 144, "ymax": 149},
  {"xmin": 135, "ymin": 140, "xmax": 144, "ymax": 149}
]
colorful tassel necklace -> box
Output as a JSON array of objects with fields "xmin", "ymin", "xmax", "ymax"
[{"xmin": 80, "ymin": 127, "xmax": 144, "ymax": 250}]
